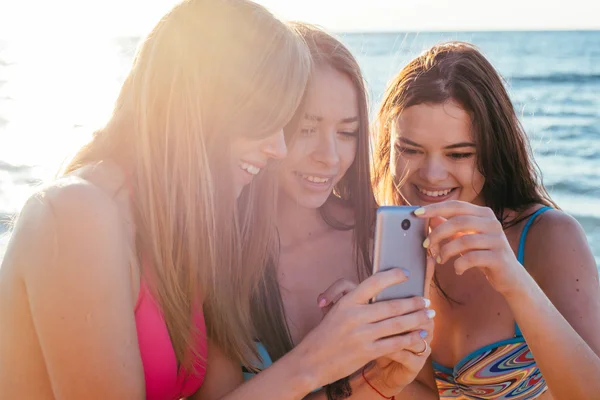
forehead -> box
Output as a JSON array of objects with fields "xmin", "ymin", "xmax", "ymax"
[
  {"xmin": 303, "ymin": 64, "xmax": 358, "ymax": 120},
  {"xmin": 392, "ymin": 101, "xmax": 473, "ymax": 144}
]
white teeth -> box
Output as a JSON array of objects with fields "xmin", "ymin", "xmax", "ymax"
[
  {"xmin": 418, "ymin": 187, "xmax": 453, "ymax": 197},
  {"xmin": 240, "ymin": 162, "xmax": 260, "ymax": 175},
  {"xmin": 301, "ymin": 174, "xmax": 329, "ymax": 183}
]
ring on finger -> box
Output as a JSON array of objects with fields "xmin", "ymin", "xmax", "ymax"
[{"xmin": 414, "ymin": 338, "xmax": 429, "ymax": 356}]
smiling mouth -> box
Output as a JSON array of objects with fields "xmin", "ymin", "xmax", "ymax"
[
  {"xmin": 416, "ymin": 185, "xmax": 457, "ymax": 197},
  {"xmin": 240, "ymin": 162, "xmax": 261, "ymax": 176},
  {"xmin": 295, "ymin": 172, "xmax": 331, "ymax": 184}
]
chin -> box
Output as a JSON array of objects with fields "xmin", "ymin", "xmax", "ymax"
[
  {"xmin": 300, "ymin": 195, "xmax": 329, "ymax": 209},
  {"xmin": 283, "ymin": 189, "xmax": 329, "ymax": 210}
]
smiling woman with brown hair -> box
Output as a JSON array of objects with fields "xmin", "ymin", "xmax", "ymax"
[{"xmin": 372, "ymin": 41, "xmax": 600, "ymax": 400}]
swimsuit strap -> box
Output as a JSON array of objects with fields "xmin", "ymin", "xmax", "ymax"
[{"xmin": 514, "ymin": 206, "xmax": 552, "ymax": 337}]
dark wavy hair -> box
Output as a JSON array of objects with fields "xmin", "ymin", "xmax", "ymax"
[
  {"xmin": 373, "ymin": 41, "xmax": 557, "ymax": 225},
  {"xmin": 372, "ymin": 41, "xmax": 557, "ymax": 302}
]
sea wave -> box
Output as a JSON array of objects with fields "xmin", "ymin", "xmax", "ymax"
[
  {"xmin": 509, "ymin": 73, "xmax": 600, "ymax": 85},
  {"xmin": 524, "ymin": 110, "xmax": 599, "ymax": 119},
  {"xmin": 0, "ymin": 161, "xmax": 31, "ymax": 173},
  {"xmin": 546, "ymin": 180, "xmax": 600, "ymax": 197}
]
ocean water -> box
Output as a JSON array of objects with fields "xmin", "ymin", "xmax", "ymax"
[{"xmin": 0, "ymin": 31, "xmax": 599, "ymax": 263}]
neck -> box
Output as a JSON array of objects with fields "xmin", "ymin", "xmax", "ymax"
[{"xmin": 277, "ymin": 193, "xmax": 331, "ymax": 248}]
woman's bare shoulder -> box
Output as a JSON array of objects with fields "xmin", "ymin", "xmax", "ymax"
[{"xmin": 4, "ymin": 160, "xmax": 130, "ymax": 277}]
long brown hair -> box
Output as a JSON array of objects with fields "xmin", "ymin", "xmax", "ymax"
[
  {"xmin": 373, "ymin": 41, "xmax": 556, "ymax": 224},
  {"xmin": 61, "ymin": 0, "xmax": 310, "ymax": 369},
  {"xmin": 250, "ymin": 23, "xmax": 377, "ymax": 362}
]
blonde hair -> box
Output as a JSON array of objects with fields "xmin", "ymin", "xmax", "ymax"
[{"xmin": 62, "ymin": 0, "xmax": 310, "ymax": 369}]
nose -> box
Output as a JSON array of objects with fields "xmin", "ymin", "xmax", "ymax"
[
  {"xmin": 311, "ymin": 131, "xmax": 339, "ymax": 167},
  {"xmin": 260, "ymin": 129, "xmax": 287, "ymax": 160},
  {"xmin": 419, "ymin": 155, "xmax": 448, "ymax": 184}
]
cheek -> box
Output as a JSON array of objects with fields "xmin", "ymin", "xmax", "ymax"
[
  {"xmin": 472, "ymin": 169, "xmax": 485, "ymax": 192},
  {"xmin": 230, "ymin": 137, "xmax": 256, "ymax": 160},
  {"xmin": 281, "ymin": 140, "xmax": 310, "ymax": 171},
  {"xmin": 458, "ymin": 160, "xmax": 485, "ymax": 191}
]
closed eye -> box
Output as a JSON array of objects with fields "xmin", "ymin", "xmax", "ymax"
[
  {"xmin": 397, "ymin": 146, "xmax": 422, "ymax": 156},
  {"xmin": 338, "ymin": 130, "xmax": 359, "ymax": 140},
  {"xmin": 299, "ymin": 127, "xmax": 317, "ymax": 136},
  {"xmin": 448, "ymin": 152, "xmax": 474, "ymax": 160}
]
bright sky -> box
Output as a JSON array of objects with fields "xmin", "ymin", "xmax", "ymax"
[
  {"xmin": 1, "ymin": 0, "xmax": 599, "ymax": 254},
  {"xmin": 1, "ymin": 0, "xmax": 599, "ymax": 39},
  {"xmin": 0, "ymin": 0, "xmax": 598, "ymax": 172}
]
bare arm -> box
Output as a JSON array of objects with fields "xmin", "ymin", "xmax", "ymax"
[
  {"xmin": 15, "ymin": 180, "xmax": 145, "ymax": 399},
  {"xmin": 504, "ymin": 211, "xmax": 600, "ymax": 399},
  {"xmin": 192, "ymin": 270, "xmax": 434, "ymax": 400},
  {"xmin": 190, "ymin": 339, "xmax": 313, "ymax": 400},
  {"xmin": 420, "ymin": 202, "xmax": 600, "ymax": 400},
  {"xmin": 303, "ymin": 359, "xmax": 438, "ymax": 400},
  {"xmin": 193, "ymin": 344, "xmax": 438, "ymax": 400}
]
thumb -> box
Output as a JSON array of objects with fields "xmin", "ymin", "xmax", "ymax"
[{"xmin": 317, "ymin": 278, "xmax": 358, "ymax": 309}]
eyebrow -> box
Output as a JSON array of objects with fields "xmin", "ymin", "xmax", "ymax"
[
  {"xmin": 397, "ymin": 137, "xmax": 476, "ymax": 150},
  {"xmin": 304, "ymin": 114, "xmax": 359, "ymax": 124}
]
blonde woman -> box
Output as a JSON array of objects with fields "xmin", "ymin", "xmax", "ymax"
[{"xmin": 0, "ymin": 0, "xmax": 310, "ymax": 398}]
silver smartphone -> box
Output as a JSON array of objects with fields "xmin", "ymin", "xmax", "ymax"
[{"xmin": 372, "ymin": 206, "xmax": 428, "ymax": 302}]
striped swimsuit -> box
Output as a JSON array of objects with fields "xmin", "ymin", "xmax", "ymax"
[{"xmin": 433, "ymin": 207, "xmax": 552, "ymax": 399}]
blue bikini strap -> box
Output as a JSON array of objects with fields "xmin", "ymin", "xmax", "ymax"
[{"xmin": 514, "ymin": 206, "xmax": 552, "ymax": 337}]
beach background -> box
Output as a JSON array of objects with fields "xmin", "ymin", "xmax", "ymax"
[{"xmin": 0, "ymin": 23, "xmax": 598, "ymax": 264}]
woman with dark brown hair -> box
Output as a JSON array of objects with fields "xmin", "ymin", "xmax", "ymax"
[{"xmin": 371, "ymin": 41, "xmax": 600, "ymax": 399}]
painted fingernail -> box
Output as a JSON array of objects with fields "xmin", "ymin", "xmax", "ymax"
[
  {"xmin": 318, "ymin": 298, "xmax": 327, "ymax": 308},
  {"xmin": 422, "ymin": 237, "xmax": 430, "ymax": 248},
  {"xmin": 401, "ymin": 267, "xmax": 411, "ymax": 277},
  {"xmin": 426, "ymin": 309, "xmax": 436, "ymax": 319},
  {"xmin": 424, "ymin": 298, "xmax": 431, "ymax": 308},
  {"xmin": 420, "ymin": 330, "xmax": 428, "ymax": 338},
  {"xmin": 436, "ymin": 255, "xmax": 442, "ymax": 264},
  {"xmin": 414, "ymin": 207, "xmax": 426, "ymax": 216}
]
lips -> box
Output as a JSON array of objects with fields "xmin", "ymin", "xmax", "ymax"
[
  {"xmin": 239, "ymin": 161, "xmax": 263, "ymax": 176},
  {"xmin": 291, "ymin": 171, "xmax": 338, "ymax": 195},
  {"xmin": 413, "ymin": 184, "xmax": 458, "ymax": 202},
  {"xmin": 299, "ymin": 174, "xmax": 329, "ymax": 183},
  {"xmin": 416, "ymin": 186, "xmax": 455, "ymax": 197}
]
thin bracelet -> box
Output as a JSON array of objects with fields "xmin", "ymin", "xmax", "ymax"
[{"xmin": 361, "ymin": 367, "xmax": 395, "ymax": 400}]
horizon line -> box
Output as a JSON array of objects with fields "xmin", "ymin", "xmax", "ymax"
[{"xmin": 98, "ymin": 27, "xmax": 600, "ymax": 40}]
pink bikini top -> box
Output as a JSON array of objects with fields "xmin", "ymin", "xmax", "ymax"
[
  {"xmin": 122, "ymin": 170, "xmax": 206, "ymax": 399},
  {"xmin": 134, "ymin": 278, "xmax": 207, "ymax": 400}
]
